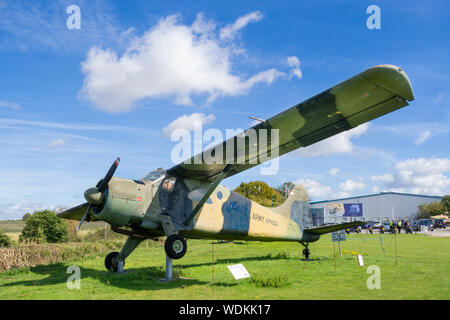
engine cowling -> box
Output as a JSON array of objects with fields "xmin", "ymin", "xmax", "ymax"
[{"xmin": 93, "ymin": 177, "xmax": 152, "ymax": 227}]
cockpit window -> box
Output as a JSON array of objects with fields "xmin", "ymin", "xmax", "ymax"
[
  {"xmin": 161, "ymin": 177, "xmax": 176, "ymax": 193},
  {"xmin": 140, "ymin": 168, "xmax": 166, "ymax": 181}
]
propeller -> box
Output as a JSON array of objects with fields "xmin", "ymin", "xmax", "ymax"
[{"xmin": 76, "ymin": 157, "xmax": 120, "ymax": 232}]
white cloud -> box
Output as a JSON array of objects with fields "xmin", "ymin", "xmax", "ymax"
[
  {"xmin": 376, "ymin": 158, "xmax": 450, "ymax": 196},
  {"xmin": 48, "ymin": 138, "xmax": 65, "ymax": 147},
  {"xmin": 0, "ymin": 100, "xmax": 20, "ymax": 110},
  {"xmin": 376, "ymin": 123, "xmax": 449, "ymax": 146},
  {"xmin": 0, "ymin": 117, "xmax": 158, "ymax": 136},
  {"xmin": 163, "ymin": 113, "xmax": 215, "ymax": 138},
  {"xmin": 0, "ymin": 202, "xmax": 57, "ymax": 220},
  {"xmin": 297, "ymin": 123, "xmax": 369, "ymax": 157},
  {"xmin": 371, "ymin": 174, "xmax": 394, "ymax": 183},
  {"xmin": 286, "ymin": 56, "xmax": 302, "ymax": 79},
  {"xmin": 0, "ymin": 1, "xmax": 122, "ymax": 53},
  {"xmin": 331, "ymin": 191, "xmax": 352, "ymax": 199},
  {"xmin": 296, "ymin": 178, "xmax": 332, "ymax": 198},
  {"xmin": 219, "ymin": 11, "xmax": 263, "ymax": 40},
  {"xmin": 81, "ymin": 13, "xmax": 289, "ymax": 113},
  {"xmin": 339, "ymin": 179, "xmax": 366, "ymax": 192},
  {"xmin": 371, "ymin": 186, "xmax": 381, "ymax": 193},
  {"xmin": 328, "ymin": 168, "xmax": 340, "ymax": 176},
  {"xmin": 395, "ymin": 158, "xmax": 450, "ymax": 175},
  {"xmin": 414, "ymin": 130, "xmax": 431, "ymax": 145}
]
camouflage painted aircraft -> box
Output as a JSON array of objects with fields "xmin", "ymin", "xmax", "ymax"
[{"xmin": 59, "ymin": 64, "xmax": 414, "ymax": 272}]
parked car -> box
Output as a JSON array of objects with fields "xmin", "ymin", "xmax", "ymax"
[
  {"xmin": 372, "ymin": 222, "xmax": 381, "ymax": 229},
  {"xmin": 417, "ymin": 219, "xmax": 434, "ymax": 231},
  {"xmin": 433, "ymin": 219, "xmax": 447, "ymax": 229}
]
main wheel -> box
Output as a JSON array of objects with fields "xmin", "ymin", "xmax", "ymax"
[
  {"xmin": 164, "ymin": 235, "xmax": 187, "ymax": 259},
  {"xmin": 105, "ymin": 251, "xmax": 124, "ymax": 272}
]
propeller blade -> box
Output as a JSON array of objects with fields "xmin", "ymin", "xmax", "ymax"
[
  {"xmin": 76, "ymin": 204, "xmax": 92, "ymax": 232},
  {"xmin": 97, "ymin": 157, "xmax": 120, "ymax": 191}
]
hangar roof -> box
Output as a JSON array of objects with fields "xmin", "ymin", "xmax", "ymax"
[{"xmin": 310, "ymin": 191, "xmax": 442, "ymax": 205}]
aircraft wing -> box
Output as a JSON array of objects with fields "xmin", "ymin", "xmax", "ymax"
[
  {"xmin": 57, "ymin": 202, "xmax": 98, "ymax": 221},
  {"xmin": 303, "ymin": 221, "xmax": 366, "ymax": 235},
  {"xmin": 167, "ymin": 64, "xmax": 414, "ymax": 182}
]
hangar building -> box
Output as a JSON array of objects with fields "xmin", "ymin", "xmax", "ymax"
[{"xmin": 309, "ymin": 192, "xmax": 442, "ymax": 226}]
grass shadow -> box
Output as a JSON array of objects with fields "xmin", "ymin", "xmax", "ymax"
[
  {"xmin": 0, "ymin": 263, "xmax": 208, "ymax": 291},
  {"xmin": 181, "ymin": 253, "xmax": 294, "ymax": 269}
]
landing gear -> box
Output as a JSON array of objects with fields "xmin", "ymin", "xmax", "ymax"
[
  {"xmin": 300, "ymin": 242, "xmax": 310, "ymax": 259},
  {"xmin": 164, "ymin": 234, "xmax": 187, "ymax": 259},
  {"xmin": 105, "ymin": 251, "xmax": 123, "ymax": 272},
  {"xmin": 104, "ymin": 236, "xmax": 143, "ymax": 272},
  {"xmin": 303, "ymin": 247, "xmax": 310, "ymax": 259}
]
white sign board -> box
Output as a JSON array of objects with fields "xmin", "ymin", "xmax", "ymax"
[
  {"xmin": 331, "ymin": 230, "xmax": 346, "ymax": 242},
  {"xmin": 227, "ymin": 264, "xmax": 250, "ymax": 280},
  {"xmin": 357, "ymin": 254, "xmax": 364, "ymax": 266}
]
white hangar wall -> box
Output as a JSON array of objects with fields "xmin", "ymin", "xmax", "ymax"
[{"xmin": 309, "ymin": 192, "xmax": 442, "ymax": 225}]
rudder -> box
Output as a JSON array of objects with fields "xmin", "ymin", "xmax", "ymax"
[{"xmin": 272, "ymin": 184, "xmax": 310, "ymax": 219}]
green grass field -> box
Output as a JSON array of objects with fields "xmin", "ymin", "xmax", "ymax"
[{"xmin": 0, "ymin": 233, "xmax": 448, "ymax": 299}]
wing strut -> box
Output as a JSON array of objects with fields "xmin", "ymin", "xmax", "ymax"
[{"xmin": 183, "ymin": 164, "xmax": 232, "ymax": 226}]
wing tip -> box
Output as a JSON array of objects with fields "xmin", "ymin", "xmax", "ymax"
[{"xmin": 365, "ymin": 64, "xmax": 414, "ymax": 101}]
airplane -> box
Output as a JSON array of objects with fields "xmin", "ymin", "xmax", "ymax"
[{"xmin": 58, "ymin": 64, "xmax": 414, "ymax": 272}]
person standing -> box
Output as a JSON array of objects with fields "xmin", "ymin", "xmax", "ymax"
[{"xmin": 398, "ymin": 220, "xmax": 402, "ymax": 233}]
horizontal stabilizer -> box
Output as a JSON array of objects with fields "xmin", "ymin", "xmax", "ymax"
[{"xmin": 304, "ymin": 221, "xmax": 365, "ymax": 235}]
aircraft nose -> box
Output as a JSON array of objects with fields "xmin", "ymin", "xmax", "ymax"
[{"xmin": 84, "ymin": 187, "xmax": 104, "ymax": 205}]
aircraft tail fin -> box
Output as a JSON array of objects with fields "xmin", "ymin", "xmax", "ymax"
[{"xmin": 271, "ymin": 184, "xmax": 310, "ymax": 219}]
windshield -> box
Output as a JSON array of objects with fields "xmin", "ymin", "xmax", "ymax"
[{"xmin": 140, "ymin": 168, "xmax": 166, "ymax": 181}]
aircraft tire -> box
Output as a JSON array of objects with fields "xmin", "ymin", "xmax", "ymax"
[
  {"xmin": 165, "ymin": 235, "xmax": 187, "ymax": 259},
  {"xmin": 105, "ymin": 251, "xmax": 123, "ymax": 272}
]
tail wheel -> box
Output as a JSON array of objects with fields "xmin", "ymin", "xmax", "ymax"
[
  {"xmin": 105, "ymin": 251, "xmax": 123, "ymax": 272},
  {"xmin": 164, "ymin": 235, "xmax": 187, "ymax": 259}
]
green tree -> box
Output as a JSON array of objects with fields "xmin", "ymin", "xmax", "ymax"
[
  {"xmin": 440, "ymin": 195, "xmax": 450, "ymax": 213},
  {"xmin": 416, "ymin": 201, "xmax": 444, "ymax": 219},
  {"xmin": 0, "ymin": 230, "xmax": 13, "ymax": 248},
  {"xmin": 278, "ymin": 181, "xmax": 295, "ymax": 194},
  {"xmin": 234, "ymin": 181, "xmax": 282, "ymax": 207},
  {"xmin": 20, "ymin": 210, "xmax": 68, "ymax": 243},
  {"xmin": 22, "ymin": 212, "xmax": 32, "ymax": 221}
]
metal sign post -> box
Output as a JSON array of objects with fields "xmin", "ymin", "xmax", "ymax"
[
  {"xmin": 332, "ymin": 231, "xmax": 346, "ymax": 257},
  {"xmin": 212, "ymin": 241, "xmax": 215, "ymax": 293},
  {"xmin": 338, "ymin": 238, "xmax": 342, "ymax": 257},
  {"xmin": 333, "ymin": 242, "xmax": 336, "ymax": 271}
]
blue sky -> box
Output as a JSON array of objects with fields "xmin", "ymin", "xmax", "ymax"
[{"xmin": 0, "ymin": 0, "xmax": 449, "ymax": 219}]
